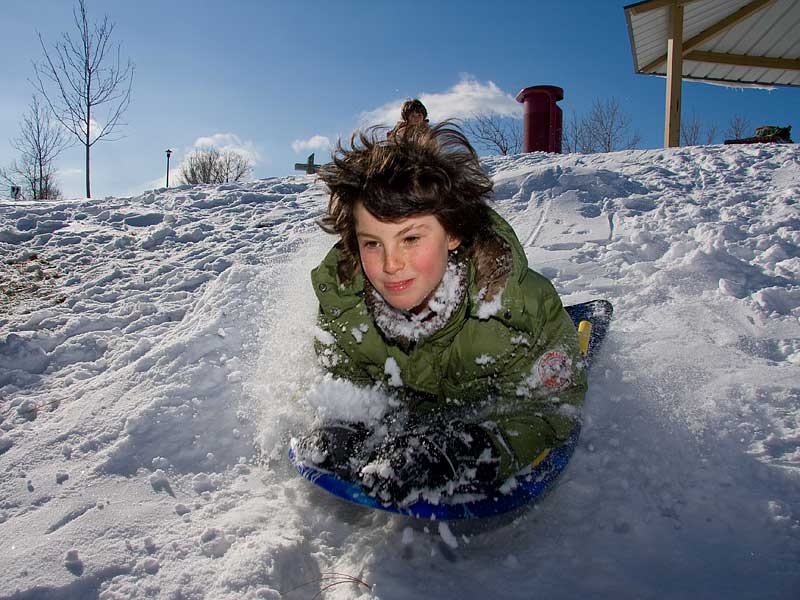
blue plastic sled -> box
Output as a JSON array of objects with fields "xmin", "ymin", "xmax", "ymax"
[{"xmin": 289, "ymin": 300, "xmax": 613, "ymax": 520}]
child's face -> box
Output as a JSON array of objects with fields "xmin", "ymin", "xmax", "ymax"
[
  {"xmin": 407, "ymin": 111, "xmax": 425, "ymax": 125},
  {"xmin": 354, "ymin": 202, "xmax": 460, "ymax": 313}
]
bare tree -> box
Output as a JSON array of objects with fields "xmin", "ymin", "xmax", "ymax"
[
  {"xmin": 562, "ymin": 109, "xmax": 593, "ymax": 154},
  {"xmin": 179, "ymin": 147, "xmax": 253, "ymax": 185},
  {"xmin": 33, "ymin": 0, "xmax": 134, "ymax": 198},
  {"xmin": 562, "ymin": 110, "xmax": 578, "ymax": 154},
  {"xmin": 1, "ymin": 157, "xmax": 62, "ymax": 202},
  {"xmin": 1, "ymin": 95, "xmax": 69, "ymax": 200},
  {"xmin": 217, "ymin": 150, "xmax": 253, "ymax": 183},
  {"xmin": 463, "ymin": 113, "xmax": 522, "ymax": 155},
  {"xmin": 725, "ymin": 114, "xmax": 751, "ymax": 140},
  {"xmin": 704, "ymin": 122, "xmax": 718, "ymax": 145},
  {"xmin": 681, "ymin": 111, "xmax": 717, "ymax": 146},
  {"xmin": 583, "ymin": 98, "xmax": 640, "ymax": 153},
  {"xmin": 562, "ymin": 98, "xmax": 640, "ymax": 154},
  {"xmin": 681, "ymin": 112, "xmax": 702, "ymax": 146}
]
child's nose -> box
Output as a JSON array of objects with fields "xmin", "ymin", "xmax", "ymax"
[{"xmin": 383, "ymin": 249, "xmax": 404, "ymax": 274}]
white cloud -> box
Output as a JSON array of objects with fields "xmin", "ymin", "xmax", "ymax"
[
  {"xmin": 191, "ymin": 132, "xmax": 261, "ymax": 163},
  {"xmin": 82, "ymin": 118, "xmax": 103, "ymax": 143},
  {"xmin": 359, "ymin": 75, "xmax": 523, "ymax": 127},
  {"xmin": 57, "ymin": 167, "xmax": 83, "ymax": 178},
  {"xmin": 136, "ymin": 167, "xmax": 182, "ymax": 193},
  {"xmin": 292, "ymin": 135, "xmax": 332, "ymax": 154}
]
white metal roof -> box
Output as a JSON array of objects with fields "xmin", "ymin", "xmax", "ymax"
[{"xmin": 625, "ymin": 0, "xmax": 800, "ymax": 87}]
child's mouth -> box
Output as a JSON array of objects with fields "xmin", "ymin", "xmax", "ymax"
[{"xmin": 384, "ymin": 278, "xmax": 414, "ymax": 293}]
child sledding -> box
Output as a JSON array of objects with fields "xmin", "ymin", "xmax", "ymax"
[{"xmin": 293, "ymin": 122, "xmax": 609, "ymax": 516}]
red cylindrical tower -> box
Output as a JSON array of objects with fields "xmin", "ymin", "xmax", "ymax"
[{"xmin": 515, "ymin": 85, "xmax": 564, "ymax": 153}]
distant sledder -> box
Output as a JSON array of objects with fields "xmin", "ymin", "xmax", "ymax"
[
  {"xmin": 291, "ymin": 122, "xmax": 611, "ymax": 518},
  {"xmin": 724, "ymin": 125, "xmax": 793, "ymax": 145}
]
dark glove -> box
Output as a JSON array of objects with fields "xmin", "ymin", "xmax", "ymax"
[
  {"xmin": 359, "ymin": 430, "xmax": 453, "ymax": 504},
  {"xmin": 450, "ymin": 423, "xmax": 502, "ymax": 490},
  {"xmin": 296, "ymin": 422, "xmax": 371, "ymax": 479},
  {"xmin": 359, "ymin": 421, "xmax": 500, "ymax": 505}
]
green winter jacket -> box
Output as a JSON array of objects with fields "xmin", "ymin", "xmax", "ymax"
[{"xmin": 311, "ymin": 209, "xmax": 587, "ymax": 478}]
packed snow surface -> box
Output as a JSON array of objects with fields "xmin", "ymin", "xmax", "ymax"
[{"xmin": 1, "ymin": 144, "xmax": 798, "ymax": 599}]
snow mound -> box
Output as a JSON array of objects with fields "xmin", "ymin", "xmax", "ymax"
[{"xmin": 1, "ymin": 144, "xmax": 798, "ymax": 599}]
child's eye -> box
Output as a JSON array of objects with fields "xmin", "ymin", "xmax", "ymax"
[
  {"xmin": 403, "ymin": 235, "xmax": 420, "ymax": 245},
  {"xmin": 361, "ymin": 240, "xmax": 379, "ymax": 249}
]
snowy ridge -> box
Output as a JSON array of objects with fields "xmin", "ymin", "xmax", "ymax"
[{"xmin": 1, "ymin": 145, "xmax": 798, "ymax": 599}]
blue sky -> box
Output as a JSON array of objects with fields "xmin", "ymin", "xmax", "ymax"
[{"xmin": 1, "ymin": 0, "xmax": 797, "ymax": 199}]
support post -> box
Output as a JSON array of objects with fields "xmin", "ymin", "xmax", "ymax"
[{"xmin": 664, "ymin": 3, "xmax": 684, "ymax": 147}]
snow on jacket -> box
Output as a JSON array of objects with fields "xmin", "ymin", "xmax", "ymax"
[{"xmin": 310, "ymin": 208, "xmax": 587, "ymax": 478}]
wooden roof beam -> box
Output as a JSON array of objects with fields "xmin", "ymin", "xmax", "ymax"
[
  {"xmin": 627, "ymin": 0, "xmax": 699, "ymax": 16},
  {"xmin": 686, "ymin": 50, "xmax": 800, "ymax": 70},
  {"xmin": 681, "ymin": 0, "xmax": 775, "ymax": 50},
  {"xmin": 640, "ymin": 0, "xmax": 776, "ymax": 73}
]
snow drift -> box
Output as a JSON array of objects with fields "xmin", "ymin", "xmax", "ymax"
[{"xmin": 0, "ymin": 144, "xmax": 798, "ymax": 599}]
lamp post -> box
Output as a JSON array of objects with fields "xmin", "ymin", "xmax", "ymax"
[{"xmin": 165, "ymin": 149, "xmax": 172, "ymax": 188}]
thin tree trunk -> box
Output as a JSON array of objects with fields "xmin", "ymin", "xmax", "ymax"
[
  {"xmin": 85, "ymin": 104, "xmax": 91, "ymax": 198},
  {"xmin": 85, "ymin": 136, "xmax": 91, "ymax": 198},
  {"xmin": 37, "ymin": 118, "xmax": 43, "ymax": 199}
]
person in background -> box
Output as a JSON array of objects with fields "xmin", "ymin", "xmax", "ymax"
[{"xmin": 387, "ymin": 98, "xmax": 430, "ymax": 139}]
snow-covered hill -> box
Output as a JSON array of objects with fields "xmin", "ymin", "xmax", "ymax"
[{"xmin": 1, "ymin": 144, "xmax": 798, "ymax": 599}]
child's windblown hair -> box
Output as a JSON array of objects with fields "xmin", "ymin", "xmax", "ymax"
[{"xmin": 318, "ymin": 122, "xmax": 494, "ymax": 281}]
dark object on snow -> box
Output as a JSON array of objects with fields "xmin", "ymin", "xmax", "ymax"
[
  {"xmin": 724, "ymin": 125, "xmax": 793, "ymax": 145},
  {"xmin": 295, "ymin": 418, "xmax": 500, "ymax": 504},
  {"xmin": 290, "ymin": 300, "xmax": 614, "ymax": 520},
  {"xmin": 359, "ymin": 420, "xmax": 500, "ymax": 505},
  {"xmin": 294, "ymin": 153, "xmax": 323, "ymax": 174},
  {"xmin": 295, "ymin": 422, "xmax": 371, "ymax": 479}
]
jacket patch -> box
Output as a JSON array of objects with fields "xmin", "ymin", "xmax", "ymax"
[{"xmin": 536, "ymin": 351, "xmax": 572, "ymax": 390}]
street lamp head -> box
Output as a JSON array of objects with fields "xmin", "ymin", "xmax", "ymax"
[{"xmin": 165, "ymin": 149, "xmax": 173, "ymax": 188}]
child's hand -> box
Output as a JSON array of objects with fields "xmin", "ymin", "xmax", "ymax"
[
  {"xmin": 359, "ymin": 421, "xmax": 500, "ymax": 505},
  {"xmin": 359, "ymin": 431, "xmax": 454, "ymax": 504},
  {"xmin": 295, "ymin": 422, "xmax": 371, "ymax": 479}
]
